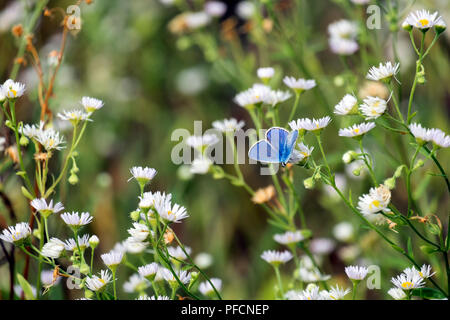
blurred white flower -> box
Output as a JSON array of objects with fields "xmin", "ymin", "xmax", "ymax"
[{"xmin": 333, "ymin": 222, "xmax": 354, "ymax": 242}]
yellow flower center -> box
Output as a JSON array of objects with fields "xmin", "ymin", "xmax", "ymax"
[
  {"xmin": 401, "ymin": 281, "xmax": 413, "ymax": 289},
  {"xmin": 418, "ymin": 19, "xmax": 429, "ymax": 27},
  {"xmin": 99, "ymin": 278, "xmax": 105, "ymax": 284},
  {"xmin": 370, "ymin": 200, "xmax": 380, "ymax": 208},
  {"xmin": 10, "ymin": 89, "xmax": 17, "ymax": 97},
  {"xmin": 353, "ymin": 128, "xmax": 360, "ymax": 134},
  {"xmin": 167, "ymin": 210, "xmax": 173, "ymax": 215}
]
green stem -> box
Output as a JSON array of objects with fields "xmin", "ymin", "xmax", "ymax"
[
  {"xmin": 273, "ymin": 266, "xmax": 284, "ymax": 298},
  {"xmin": 287, "ymin": 93, "xmax": 301, "ymax": 125}
]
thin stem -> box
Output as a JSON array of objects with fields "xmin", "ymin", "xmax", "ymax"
[
  {"xmin": 273, "ymin": 266, "xmax": 284, "ymax": 298},
  {"xmin": 287, "ymin": 93, "xmax": 301, "ymax": 124}
]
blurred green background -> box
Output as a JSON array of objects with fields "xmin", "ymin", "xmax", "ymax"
[{"xmin": 0, "ymin": 0, "xmax": 449, "ymax": 299}]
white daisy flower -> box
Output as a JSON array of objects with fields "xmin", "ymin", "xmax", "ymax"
[
  {"xmin": 265, "ymin": 90, "xmax": 292, "ymax": 106},
  {"xmin": 64, "ymin": 234, "xmax": 90, "ymax": 251},
  {"xmin": 0, "ymin": 222, "xmax": 31, "ymax": 245},
  {"xmin": 155, "ymin": 200, "xmax": 189, "ymax": 224},
  {"xmin": 124, "ymin": 237, "xmax": 148, "ymax": 254},
  {"xmin": 391, "ymin": 271, "xmax": 425, "ymax": 290},
  {"xmin": 257, "ymin": 67, "xmax": 275, "ymax": 80},
  {"xmin": 388, "ymin": 287, "xmax": 407, "ymax": 300},
  {"xmin": 428, "ymin": 128, "xmax": 450, "ymax": 148},
  {"xmin": 2, "ymin": 79, "xmax": 26, "ymax": 98},
  {"xmin": 359, "ymin": 96, "xmax": 387, "ymax": 119},
  {"xmin": 138, "ymin": 191, "xmax": 171, "ymax": 211},
  {"xmin": 123, "ymin": 273, "xmax": 150, "ymax": 293},
  {"xmin": 60, "ymin": 212, "xmax": 93, "ymax": 228},
  {"xmin": 204, "ymin": 1, "xmax": 227, "ymax": 18},
  {"xmin": 57, "ymin": 109, "xmax": 91, "ymax": 124},
  {"xmin": 168, "ymin": 246, "xmax": 192, "ymax": 261},
  {"xmin": 298, "ymin": 267, "xmax": 331, "ymax": 283},
  {"xmin": 138, "ymin": 263, "xmax": 159, "ymax": 279},
  {"xmin": 81, "ymin": 96, "xmax": 104, "ymax": 114},
  {"xmin": 212, "ymin": 118, "xmax": 245, "ymax": 133},
  {"xmin": 30, "ymin": 198, "xmax": 64, "ymax": 218},
  {"xmin": 345, "ymin": 265, "xmax": 369, "ymax": 280},
  {"xmin": 418, "ymin": 264, "xmax": 435, "ymax": 278},
  {"xmin": 234, "ymin": 84, "xmax": 271, "ymax": 107},
  {"xmin": 273, "ymin": 231, "xmax": 304, "ymax": 245},
  {"xmin": 434, "ymin": 16, "xmax": 447, "ymax": 33},
  {"xmin": 137, "ymin": 295, "xmax": 170, "ymax": 300},
  {"xmin": 334, "ymin": 94, "xmax": 358, "ymax": 115},
  {"xmin": 127, "ymin": 222, "xmax": 150, "ymax": 242},
  {"xmin": 327, "ymin": 285, "xmax": 351, "ymax": 300},
  {"xmin": 329, "ymin": 37, "xmax": 359, "ymax": 55},
  {"xmin": 287, "ymin": 285, "xmax": 330, "ymax": 300},
  {"xmin": 85, "ymin": 270, "xmax": 112, "ymax": 292},
  {"xmin": 35, "ymin": 128, "xmax": 65, "ymax": 151},
  {"xmin": 366, "ymin": 62, "xmax": 400, "ymax": 82},
  {"xmin": 409, "ymin": 123, "xmax": 429, "ymax": 144},
  {"xmin": 190, "ymin": 157, "xmax": 213, "ymax": 175},
  {"xmin": 289, "ymin": 117, "xmax": 331, "ymax": 132},
  {"xmin": 199, "ymin": 278, "xmax": 222, "ymax": 296},
  {"xmin": 41, "ymin": 237, "xmax": 65, "ymax": 258},
  {"xmin": 128, "ymin": 166, "xmax": 157, "ymax": 188},
  {"xmin": 357, "ymin": 185, "xmax": 391, "ymax": 216},
  {"xmin": 101, "ymin": 250, "xmax": 123, "ymax": 268},
  {"xmin": 404, "ymin": 10, "xmax": 441, "ymax": 30},
  {"xmin": 186, "ymin": 134, "xmax": 219, "ymax": 149},
  {"xmin": 328, "ymin": 19, "xmax": 359, "ymax": 40},
  {"xmin": 41, "ymin": 270, "xmax": 60, "ymax": 287},
  {"xmin": 339, "ymin": 122, "xmax": 376, "ymax": 138},
  {"xmin": 20, "ymin": 122, "xmax": 45, "ymax": 139},
  {"xmin": 160, "ymin": 268, "xmax": 191, "ymax": 286},
  {"xmin": 283, "ymin": 77, "xmax": 316, "ymax": 93},
  {"xmin": 260, "ymin": 250, "xmax": 293, "ymax": 267}
]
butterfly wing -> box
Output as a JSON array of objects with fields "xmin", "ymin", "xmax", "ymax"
[
  {"xmin": 248, "ymin": 140, "xmax": 280, "ymax": 163},
  {"xmin": 266, "ymin": 127, "xmax": 298, "ymax": 163},
  {"xmin": 282, "ymin": 130, "xmax": 299, "ymax": 162}
]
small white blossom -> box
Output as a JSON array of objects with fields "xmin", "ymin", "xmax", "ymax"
[
  {"xmin": 273, "ymin": 231, "xmax": 304, "ymax": 245},
  {"xmin": 2, "ymin": 79, "xmax": 26, "ymax": 98},
  {"xmin": 41, "ymin": 237, "xmax": 65, "ymax": 258},
  {"xmin": 199, "ymin": 278, "xmax": 222, "ymax": 296},
  {"xmin": 261, "ymin": 250, "xmax": 293, "ymax": 266},
  {"xmin": 60, "ymin": 212, "xmax": 93, "ymax": 228},
  {"xmin": 212, "ymin": 118, "xmax": 245, "ymax": 133},
  {"xmin": 85, "ymin": 270, "xmax": 112, "ymax": 292},
  {"xmin": 0, "ymin": 222, "xmax": 31, "ymax": 245},
  {"xmin": 283, "ymin": 77, "xmax": 316, "ymax": 92},
  {"xmin": 334, "ymin": 94, "xmax": 358, "ymax": 115},
  {"xmin": 101, "ymin": 250, "xmax": 123, "ymax": 268},
  {"xmin": 339, "ymin": 122, "xmax": 376, "ymax": 138},
  {"xmin": 388, "ymin": 287, "xmax": 407, "ymax": 300},
  {"xmin": 359, "ymin": 96, "xmax": 387, "ymax": 119},
  {"xmin": 257, "ymin": 67, "xmax": 275, "ymax": 80},
  {"xmin": 345, "ymin": 265, "xmax": 369, "ymax": 280},
  {"xmin": 81, "ymin": 96, "xmax": 104, "ymax": 113}
]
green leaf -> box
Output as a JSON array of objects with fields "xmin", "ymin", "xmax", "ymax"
[
  {"xmin": 420, "ymin": 245, "xmax": 440, "ymax": 255},
  {"xmin": 407, "ymin": 237, "xmax": 414, "ymax": 259},
  {"xmin": 425, "ymin": 221, "xmax": 441, "ymax": 236},
  {"xmin": 16, "ymin": 273, "xmax": 36, "ymax": 300},
  {"xmin": 411, "ymin": 288, "xmax": 446, "ymax": 300}
]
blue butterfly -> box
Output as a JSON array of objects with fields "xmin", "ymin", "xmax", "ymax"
[{"xmin": 248, "ymin": 127, "xmax": 299, "ymax": 166}]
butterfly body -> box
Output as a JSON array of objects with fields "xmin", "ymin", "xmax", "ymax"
[{"xmin": 248, "ymin": 127, "xmax": 298, "ymax": 166}]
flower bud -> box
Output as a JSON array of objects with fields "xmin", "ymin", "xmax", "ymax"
[
  {"xmin": 402, "ymin": 21, "xmax": 413, "ymax": 32},
  {"xmin": 19, "ymin": 135, "xmax": 29, "ymax": 146},
  {"xmin": 68, "ymin": 173, "xmax": 79, "ymax": 185},
  {"xmin": 413, "ymin": 159, "xmax": 424, "ymax": 171},
  {"xmin": 383, "ymin": 177, "xmax": 396, "ymax": 190},
  {"xmin": 352, "ymin": 166, "xmax": 363, "ymax": 176},
  {"xmin": 130, "ymin": 210, "xmax": 140, "ymax": 221},
  {"xmin": 89, "ymin": 235, "xmax": 99, "ymax": 249},
  {"xmin": 342, "ymin": 150, "xmax": 357, "ymax": 164},
  {"xmin": 303, "ymin": 177, "xmax": 315, "ymax": 189}
]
